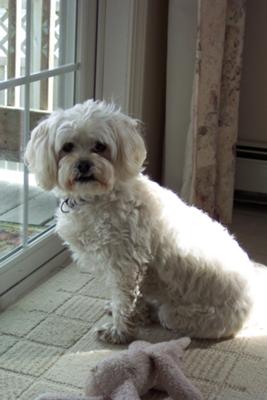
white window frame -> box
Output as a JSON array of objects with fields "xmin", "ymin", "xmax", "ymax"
[
  {"xmin": 95, "ymin": 0, "xmax": 148, "ymax": 118},
  {"xmin": 0, "ymin": 0, "xmax": 98, "ymax": 308}
]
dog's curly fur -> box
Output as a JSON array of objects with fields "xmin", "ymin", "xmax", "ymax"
[{"xmin": 25, "ymin": 99, "xmax": 254, "ymax": 344}]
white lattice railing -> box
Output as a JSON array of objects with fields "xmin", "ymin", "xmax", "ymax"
[{"xmin": 0, "ymin": 0, "xmax": 60, "ymax": 110}]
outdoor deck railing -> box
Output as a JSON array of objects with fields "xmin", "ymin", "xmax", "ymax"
[
  {"xmin": 0, "ymin": 0, "xmax": 60, "ymax": 110},
  {"xmin": 0, "ymin": 0, "xmax": 61, "ymax": 164}
]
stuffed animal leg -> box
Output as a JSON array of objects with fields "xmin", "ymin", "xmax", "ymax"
[
  {"xmin": 150, "ymin": 352, "xmax": 202, "ymax": 400},
  {"xmin": 110, "ymin": 379, "xmax": 141, "ymax": 400}
]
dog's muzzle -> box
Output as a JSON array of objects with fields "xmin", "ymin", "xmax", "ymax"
[{"xmin": 75, "ymin": 159, "xmax": 96, "ymax": 183}]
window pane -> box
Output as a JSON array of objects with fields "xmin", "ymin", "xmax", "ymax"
[
  {"xmin": 30, "ymin": 70, "xmax": 75, "ymax": 111},
  {"xmin": 0, "ymin": 0, "xmax": 77, "ymax": 100},
  {"xmin": 0, "ymin": 0, "xmax": 23, "ymax": 86},
  {"xmin": 31, "ymin": 0, "xmax": 76, "ymax": 74},
  {"xmin": 52, "ymin": 70, "xmax": 75, "ymax": 109}
]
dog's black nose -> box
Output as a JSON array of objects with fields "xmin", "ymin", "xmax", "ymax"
[{"xmin": 77, "ymin": 160, "xmax": 92, "ymax": 174}]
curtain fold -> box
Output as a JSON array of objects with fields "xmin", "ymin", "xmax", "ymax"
[{"xmin": 181, "ymin": 0, "xmax": 246, "ymax": 225}]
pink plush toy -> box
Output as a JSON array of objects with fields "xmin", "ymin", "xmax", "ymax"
[{"xmin": 36, "ymin": 337, "xmax": 202, "ymax": 400}]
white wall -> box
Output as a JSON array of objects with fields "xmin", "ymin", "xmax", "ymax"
[{"xmin": 163, "ymin": 0, "xmax": 198, "ymax": 193}]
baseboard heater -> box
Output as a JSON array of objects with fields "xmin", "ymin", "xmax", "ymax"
[{"xmin": 235, "ymin": 143, "xmax": 267, "ymax": 204}]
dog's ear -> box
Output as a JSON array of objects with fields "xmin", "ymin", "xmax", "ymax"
[
  {"xmin": 113, "ymin": 116, "xmax": 147, "ymax": 180},
  {"xmin": 25, "ymin": 119, "xmax": 57, "ymax": 190}
]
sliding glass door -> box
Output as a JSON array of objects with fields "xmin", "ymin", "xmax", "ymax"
[{"xmin": 0, "ymin": 0, "xmax": 97, "ymax": 297}]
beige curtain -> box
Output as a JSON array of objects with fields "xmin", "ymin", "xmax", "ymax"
[{"xmin": 181, "ymin": 0, "xmax": 246, "ymax": 225}]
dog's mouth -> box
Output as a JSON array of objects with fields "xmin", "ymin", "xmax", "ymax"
[{"xmin": 74, "ymin": 175, "xmax": 97, "ymax": 183}]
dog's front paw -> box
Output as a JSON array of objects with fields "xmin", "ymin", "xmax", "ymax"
[{"xmin": 96, "ymin": 323, "xmax": 133, "ymax": 344}]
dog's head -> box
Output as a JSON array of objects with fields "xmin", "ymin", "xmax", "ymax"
[{"xmin": 25, "ymin": 100, "xmax": 146, "ymax": 197}]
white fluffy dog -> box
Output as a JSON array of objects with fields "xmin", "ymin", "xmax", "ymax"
[{"xmin": 25, "ymin": 99, "xmax": 254, "ymax": 344}]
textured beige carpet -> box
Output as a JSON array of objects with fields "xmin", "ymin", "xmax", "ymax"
[{"xmin": 0, "ymin": 262, "xmax": 267, "ymax": 400}]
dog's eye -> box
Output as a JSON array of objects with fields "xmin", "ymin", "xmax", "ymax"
[
  {"xmin": 62, "ymin": 142, "xmax": 74, "ymax": 153},
  {"xmin": 92, "ymin": 141, "xmax": 107, "ymax": 153}
]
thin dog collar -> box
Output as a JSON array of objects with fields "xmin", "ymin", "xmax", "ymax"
[{"xmin": 60, "ymin": 197, "xmax": 87, "ymax": 213}]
